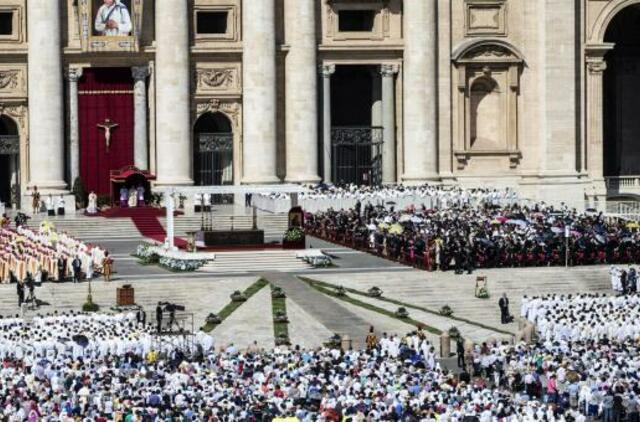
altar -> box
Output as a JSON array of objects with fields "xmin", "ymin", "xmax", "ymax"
[{"xmin": 109, "ymin": 165, "xmax": 155, "ymax": 207}]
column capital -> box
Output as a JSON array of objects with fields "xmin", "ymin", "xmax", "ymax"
[
  {"xmin": 320, "ymin": 64, "xmax": 335, "ymax": 77},
  {"xmin": 66, "ymin": 67, "xmax": 83, "ymax": 82},
  {"xmin": 586, "ymin": 58, "xmax": 607, "ymax": 75},
  {"xmin": 380, "ymin": 64, "xmax": 399, "ymax": 77},
  {"xmin": 132, "ymin": 65, "xmax": 150, "ymax": 81}
]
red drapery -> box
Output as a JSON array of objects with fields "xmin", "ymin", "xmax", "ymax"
[{"xmin": 78, "ymin": 68, "xmax": 134, "ymax": 195}]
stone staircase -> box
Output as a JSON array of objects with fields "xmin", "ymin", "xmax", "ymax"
[
  {"xmin": 13, "ymin": 213, "xmax": 289, "ymax": 242},
  {"xmin": 198, "ymin": 250, "xmax": 312, "ymax": 274}
]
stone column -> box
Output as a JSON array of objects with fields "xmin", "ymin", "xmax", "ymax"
[
  {"xmin": 322, "ymin": 64, "xmax": 335, "ymax": 183},
  {"xmin": 155, "ymin": 0, "xmax": 192, "ymax": 186},
  {"xmin": 67, "ymin": 67, "xmax": 82, "ymax": 185},
  {"xmin": 381, "ymin": 64, "xmax": 398, "ymax": 184},
  {"xmin": 242, "ymin": 0, "xmax": 279, "ymax": 184},
  {"xmin": 284, "ymin": 0, "xmax": 320, "ymax": 184},
  {"xmin": 403, "ymin": 0, "xmax": 438, "ymax": 182},
  {"xmin": 587, "ymin": 57, "xmax": 607, "ymax": 191},
  {"xmin": 27, "ymin": 0, "xmax": 66, "ymax": 191},
  {"xmin": 132, "ymin": 66, "xmax": 149, "ymax": 170}
]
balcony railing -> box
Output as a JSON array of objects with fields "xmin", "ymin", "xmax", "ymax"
[{"xmin": 331, "ymin": 126, "xmax": 383, "ymax": 145}]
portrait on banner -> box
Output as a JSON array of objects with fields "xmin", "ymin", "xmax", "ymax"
[{"xmin": 93, "ymin": 0, "xmax": 133, "ymax": 37}]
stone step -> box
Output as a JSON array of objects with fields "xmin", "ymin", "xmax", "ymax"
[{"xmin": 198, "ymin": 251, "xmax": 311, "ymax": 274}]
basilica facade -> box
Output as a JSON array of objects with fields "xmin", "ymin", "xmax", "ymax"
[{"xmin": 0, "ymin": 0, "xmax": 638, "ymax": 209}]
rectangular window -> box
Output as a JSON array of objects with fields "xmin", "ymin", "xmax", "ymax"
[
  {"xmin": 338, "ymin": 10, "xmax": 375, "ymax": 32},
  {"xmin": 0, "ymin": 12, "xmax": 13, "ymax": 36},
  {"xmin": 196, "ymin": 11, "xmax": 228, "ymax": 35}
]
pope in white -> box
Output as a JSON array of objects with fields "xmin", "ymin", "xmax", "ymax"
[{"xmin": 94, "ymin": 0, "xmax": 132, "ymax": 36}]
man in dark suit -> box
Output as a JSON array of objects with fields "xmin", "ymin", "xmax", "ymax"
[
  {"xmin": 71, "ymin": 257, "xmax": 82, "ymax": 284},
  {"xmin": 498, "ymin": 293, "xmax": 510, "ymax": 324}
]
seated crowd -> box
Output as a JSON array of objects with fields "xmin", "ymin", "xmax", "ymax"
[
  {"xmin": 305, "ymin": 201, "xmax": 639, "ymax": 271},
  {"xmin": 0, "ymin": 222, "xmax": 110, "ymax": 284},
  {"xmin": 2, "ymin": 303, "xmax": 640, "ymax": 420}
]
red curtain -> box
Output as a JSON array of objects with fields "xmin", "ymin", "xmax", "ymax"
[{"xmin": 78, "ymin": 68, "xmax": 134, "ymax": 195}]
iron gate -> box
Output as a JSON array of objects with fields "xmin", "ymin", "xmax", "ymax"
[
  {"xmin": 331, "ymin": 126, "xmax": 383, "ymax": 186},
  {"xmin": 0, "ymin": 136, "xmax": 19, "ymax": 206},
  {"xmin": 195, "ymin": 133, "xmax": 233, "ymax": 203}
]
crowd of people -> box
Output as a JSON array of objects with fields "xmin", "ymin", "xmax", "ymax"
[
  {"xmin": 0, "ymin": 305, "xmax": 638, "ymax": 420},
  {"xmin": 305, "ymin": 199, "xmax": 640, "ymax": 271},
  {"xmin": 0, "ymin": 222, "xmax": 111, "ymax": 285},
  {"xmin": 253, "ymin": 184, "xmax": 520, "ymax": 213}
]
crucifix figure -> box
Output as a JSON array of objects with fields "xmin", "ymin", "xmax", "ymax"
[{"xmin": 97, "ymin": 118, "xmax": 119, "ymax": 151}]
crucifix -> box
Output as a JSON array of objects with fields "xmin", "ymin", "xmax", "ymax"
[{"xmin": 97, "ymin": 118, "xmax": 119, "ymax": 151}]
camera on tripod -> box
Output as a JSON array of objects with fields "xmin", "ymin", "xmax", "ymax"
[{"xmin": 158, "ymin": 302, "xmax": 186, "ymax": 312}]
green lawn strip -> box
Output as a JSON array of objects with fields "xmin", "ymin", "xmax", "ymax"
[
  {"xmin": 302, "ymin": 277, "xmax": 442, "ymax": 336},
  {"xmin": 301, "ymin": 277, "xmax": 512, "ymax": 336},
  {"xmin": 201, "ymin": 278, "xmax": 269, "ymax": 332},
  {"xmin": 271, "ymin": 285, "xmax": 289, "ymax": 342}
]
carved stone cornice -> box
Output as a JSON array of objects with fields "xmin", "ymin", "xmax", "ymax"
[
  {"xmin": 587, "ymin": 58, "xmax": 607, "ymax": 75},
  {"xmin": 197, "ymin": 68, "xmax": 235, "ymax": 89}
]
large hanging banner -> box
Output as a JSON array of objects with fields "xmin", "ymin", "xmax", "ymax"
[{"xmin": 78, "ymin": 67, "xmax": 134, "ymax": 195}]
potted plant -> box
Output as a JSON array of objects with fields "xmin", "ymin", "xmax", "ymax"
[
  {"xmin": 275, "ymin": 333, "xmax": 291, "ymax": 346},
  {"xmin": 367, "ymin": 287, "xmax": 383, "ymax": 298},
  {"xmin": 448, "ymin": 326, "xmax": 461, "ymax": 340},
  {"xmin": 439, "ymin": 305, "xmax": 454, "ymax": 317},
  {"xmin": 273, "ymin": 310, "xmax": 289, "ymax": 323},
  {"xmin": 283, "ymin": 227, "xmax": 305, "ymax": 249},
  {"xmin": 205, "ymin": 313, "xmax": 222, "ymax": 325},
  {"xmin": 475, "ymin": 286, "xmax": 490, "ymax": 299},
  {"xmin": 230, "ymin": 291, "xmax": 247, "ymax": 303},
  {"xmin": 395, "ymin": 307, "xmax": 409, "ymax": 319},
  {"xmin": 271, "ymin": 287, "xmax": 286, "ymax": 299}
]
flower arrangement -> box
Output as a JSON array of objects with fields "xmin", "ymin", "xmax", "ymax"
[
  {"xmin": 158, "ymin": 256, "xmax": 207, "ymax": 272},
  {"xmin": 367, "ymin": 286, "xmax": 383, "ymax": 298},
  {"xmin": 134, "ymin": 242, "xmax": 160, "ymax": 264},
  {"xmin": 395, "ymin": 307, "xmax": 409, "ymax": 319},
  {"xmin": 439, "ymin": 305, "xmax": 454, "ymax": 317},
  {"xmin": 284, "ymin": 227, "xmax": 305, "ymax": 242}
]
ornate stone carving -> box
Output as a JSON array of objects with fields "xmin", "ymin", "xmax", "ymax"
[
  {"xmin": 198, "ymin": 133, "xmax": 234, "ymax": 153},
  {"xmin": 587, "ymin": 59, "xmax": 607, "ymax": 75},
  {"xmin": 321, "ymin": 64, "xmax": 336, "ymax": 77},
  {"xmin": 66, "ymin": 67, "xmax": 84, "ymax": 82},
  {"xmin": 466, "ymin": 46, "xmax": 512, "ymax": 60},
  {"xmin": 0, "ymin": 71, "xmax": 19, "ymax": 90},
  {"xmin": 197, "ymin": 68, "xmax": 236, "ymax": 89},
  {"xmin": 196, "ymin": 99, "xmax": 241, "ymax": 128},
  {"xmin": 0, "ymin": 103, "xmax": 26, "ymax": 130},
  {"xmin": 380, "ymin": 64, "xmax": 399, "ymax": 77},
  {"xmin": 131, "ymin": 66, "xmax": 149, "ymax": 81}
]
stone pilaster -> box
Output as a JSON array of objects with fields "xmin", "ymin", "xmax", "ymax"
[
  {"xmin": 321, "ymin": 64, "xmax": 335, "ymax": 183},
  {"xmin": 242, "ymin": 0, "xmax": 279, "ymax": 184},
  {"xmin": 27, "ymin": 0, "xmax": 66, "ymax": 191},
  {"xmin": 67, "ymin": 67, "xmax": 83, "ymax": 186},
  {"xmin": 155, "ymin": 0, "xmax": 192, "ymax": 186},
  {"xmin": 284, "ymin": 0, "xmax": 320, "ymax": 184},
  {"xmin": 403, "ymin": 0, "xmax": 438, "ymax": 183},
  {"xmin": 381, "ymin": 64, "xmax": 398, "ymax": 184},
  {"xmin": 132, "ymin": 66, "xmax": 149, "ymax": 170},
  {"xmin": 587, "ymin": 57, "xmax": 607, "ymax": 190}
]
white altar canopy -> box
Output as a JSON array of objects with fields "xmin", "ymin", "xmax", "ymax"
[{"xmin": 157, "ymin": 184, "xmax": 309, "ymax": 248}]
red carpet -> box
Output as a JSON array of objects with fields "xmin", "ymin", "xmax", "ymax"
[
  {"xmin": 101, "ymin": 207, "xmax": 187, "ymax": 248},
  {"xmin": 97, "ymin": 206, "xmax": 183, "ymax": 219}
]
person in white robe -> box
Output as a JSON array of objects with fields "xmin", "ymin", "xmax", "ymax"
[{"xmin": 94, "ymin": 0, "xmax": 132, "ymax": 36}]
